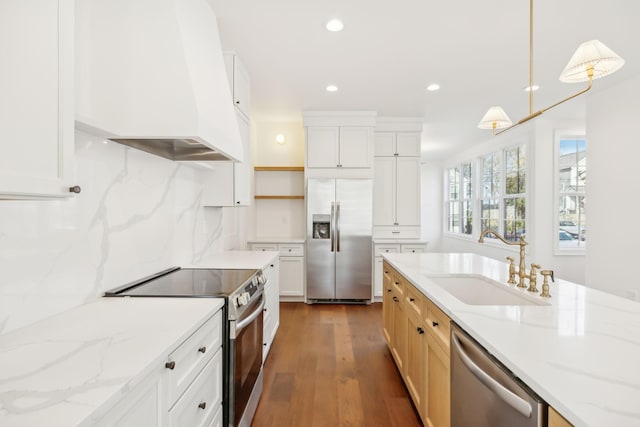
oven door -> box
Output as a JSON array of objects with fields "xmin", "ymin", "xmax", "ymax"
[{"xmin": 229, "ymin": 292, "xmax": 264, "ymax": 427}]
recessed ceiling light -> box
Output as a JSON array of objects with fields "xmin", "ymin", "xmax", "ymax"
[
  {"xmin": 326, "ymin": 19, "xmax": 344, "ymax": 32},
  {"xmin": 524, "ymin": 85, "xmax": 540, "ymax": 92},
  {"xmin": 427, "ymin": 83, "xmax": 440, "ymax": 92},
  {"xmin": 326, "ymin": 85, "xmax": 338, "ymax": 92}
]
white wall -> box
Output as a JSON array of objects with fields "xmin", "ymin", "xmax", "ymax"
[
  {"xmin": 0, "ymin": 130, "xmax": 243, "ymax": 334},
  {"xmin": 586, "ymin": 73, "xmax": 640, "ymax": 299},
  {"xmin": 421, "ymin": 160, "xmax": 443, "ymax": 251}
]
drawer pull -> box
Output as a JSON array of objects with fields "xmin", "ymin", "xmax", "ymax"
[
  {"xmin": 394, "ymin": 281, "xmax": 400, "ymax": 285},
  {"xmin": 409, "ymin": 297, "xmax": 415, "ymax": 302},
  {"xmin": 412, "ymin": 250, "xmax": 416, "ymax": 253},
  {"xmin": 393, "ymin": 296, "xmax": 399, "ymax": 302},
  {"xmin": 198, "ymin": 402, "xmax": 207, "ymax": 410},
  {"xmin": 165, "ymin": 361, "xmax": 176, "ymax": 370},
  {"xmin": 288, "ymin": 249, "xmax": 292, "ymax": 252},
  {"xmin": 417, "ymin": 327, "xmax": 425, "ymax": 334},
  {"xmin": 270, "ymin": 264, "xmax": 274, "ymax": 267},
  {"xmin": 198, "ymin": 346, "xmax": 207, "ymax": 354},
  {"xmin": 387, "ymin": 288, "xmax": 392, "ymax": 293},
  {"xmin": 432, "ymin": 321, "xmax": 439, "ymax": 327}
]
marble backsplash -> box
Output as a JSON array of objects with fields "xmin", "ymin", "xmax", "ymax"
[{"xmin": 0, "ymin": 130, "xmax": 245, "ymax": 334}]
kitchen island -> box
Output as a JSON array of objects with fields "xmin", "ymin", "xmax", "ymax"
[{"xmin": 383, "ymin": 252, "xmax": 640, "ymax": 427}]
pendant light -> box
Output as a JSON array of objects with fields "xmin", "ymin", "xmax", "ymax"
[{"xmin": 478, "ymin": 0, "xmax": 625, "ymax": 135}]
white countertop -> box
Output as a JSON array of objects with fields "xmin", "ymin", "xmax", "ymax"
[
  {"xmin": 383, "ymin": 252, "xmax": 640, "ymax": 427},
  {"xmin": 187, "ymin": 250, "xmax": 279, "ymax": 269},
  {"xmin": 0, "ymin": 297, "xmax": 224, "ymax": 427},
  {"xmin": 247, "ymin": 237, "xmax": 306, "ymax": 244}
]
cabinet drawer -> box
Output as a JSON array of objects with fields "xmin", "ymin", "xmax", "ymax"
[
  {"xmin": 400, "ymin": 244, "xmax": 427, "ymax": 254},
  {"xmin": 250, "ymin": 243, "xmax": 278, "ymax": 252},
  {"xmin": 373, "ymin": 226, "xmax": 421, "ymax": 239},
  {"xmin": 425, "ymin": 300, "xmax": 450, "ymax": 353},
  {"xmin": 166, "ymin": 311, "xmax": 222, "ymax": 407},
  {"xmin": 391, "ymin": 271, "xmax": 404, "ymax": 296},
  {"xmin": 374, "ymin": 244, "xmax": 401, "ymax": 256},
  {"xmin": 278, "ymin": 243, "xmax": 304, "ymax": 256},
  {"xmin": 169, "ymin": 348, "xmax": 223, "ymax": 427},
  {"xmin": 404, "ymin": 284, "xmax": 423, "ymax": 317}
]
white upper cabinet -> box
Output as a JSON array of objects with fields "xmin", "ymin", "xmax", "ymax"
[
  {"xmin": 223, "ymin": 52, "xmax": 250, "ymax": 120},
  {"xmin": 374, "ymin": 132, "xmax": 421, "ymax": 157},
  {"xmin": 75, "ymin": 0, "xmax": 243, "ymax": 161},
  {"xmin": 0, "ymin": 0, "xmax": 74, "ymax": 199},
  {"xmin": 373, "ymin": 157, "xmax": 396, "ymax": 226},
  {"xmin": 303, "ymin": 112, "xmax": 376, "ymax": 170},
  {"xmin": 395, "ymin": 157, "xmax": 421, "ymax": 226}
]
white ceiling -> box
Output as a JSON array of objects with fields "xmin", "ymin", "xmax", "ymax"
[{"xmin": 209, "ymin": 0, "xmax": 640, "ymax": 158}]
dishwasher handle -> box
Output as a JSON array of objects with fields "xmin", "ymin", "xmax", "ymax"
[{"xmin": 451, "ymin": 330, "xmax": 533, "ymax": 418}]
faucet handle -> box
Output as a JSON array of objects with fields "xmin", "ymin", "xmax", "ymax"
[
  {"xmin": 527, "ymin": 263, "xmax": 541, "ymax": 293},
  {"xmin": 505, "ymin": 256, "xmax": 517, "ymax": 285},
  {"xmin": 540, "ymin": 270, "xmax": 555, "ymax": 298}
]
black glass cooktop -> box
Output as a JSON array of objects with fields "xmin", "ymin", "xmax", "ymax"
[{"xmin": 106, "ymin": 268, "xmax": 258, "ymax": 298}]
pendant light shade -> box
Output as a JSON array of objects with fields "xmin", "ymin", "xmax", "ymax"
[
  {"xmin": 478, "ymin": 106, "xmax": 513, "ymax": 130},
  {"xmin": 559, "ymin": 40, "xmax": 625, "ymax": 83}
]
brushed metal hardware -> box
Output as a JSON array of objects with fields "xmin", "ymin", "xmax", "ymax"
[
  {"xmin": 198, "ymin": 346, "xmax": 206, "ymax": 353},
  {"xmin": 417, "ymin": 327, "xmax": 424, "ymax": 334},
  {"xmin": 527, "ymin": 263, "xmax": 541, "ymax": 292},
  {"xmin": 394, "ymin": 152, "xmax": 399, "ymax": 156},
  {"xmin": 540, "ymin": 270, "xmax": 555, "ymax": 298},
  {"xmin": 479, "ymin": 229, "xmax": 528, "ymax": 288},
  {"xmin": 506, "ymin": 256, "xmax": 517, "ymax": 285},
  {"xmin": 392, "ymin": 231, "xmax": 400, "ymax": 234},
  {"xmin": 165, "ymin": 361, "xmax": 176, "ymax": 370},
  {"xmin": 69, "ymin": 186, "xmax": 81, "ymax": 194},
  {"xmin": 198, "ymin": 402, "xmax": 207, "ymax": 410},
  {"xmin": 432, "ymin": 321, "xmax": 439, "ymax": 327}
]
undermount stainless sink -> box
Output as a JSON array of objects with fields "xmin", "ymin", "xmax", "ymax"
[{"xmin": 426, "ymin": 275, "xmax": 550, "ymax": 306}]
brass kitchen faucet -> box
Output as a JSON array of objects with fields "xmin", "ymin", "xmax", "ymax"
[{"xmin": 478, "ymin": 229, "xmax": 528, "ymax": 288}]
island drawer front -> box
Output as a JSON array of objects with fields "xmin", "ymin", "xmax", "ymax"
[
  {"xmin": 168, "ymin": 347, "xmax": 222, "ymax": 427},
  {"xmin": 166, "ymin": 310, "xmax": 222, "ymax": 407},
  {"xmin": 391, "ymin": 270, "xmax": 405, "ymax": 296},
  {"xmin": 278, "ymin": 243, "xmax": 304, "ymax": 256},
  {"xmin": 374, "ymin": 244, "xmax": 401, "ymax": 256},
  {"xmin": 405, "ymin": 284, "xmax": 424, "ymax": 317},
  {"xmin": 250, "ymin": 243, "xmax": 278, "ymax": 252},
  {"xmin": 425, "ymin": 300, "xmax": 450, "ymax": 353}
]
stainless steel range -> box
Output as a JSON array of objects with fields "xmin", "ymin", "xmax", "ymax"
[{"xmin": 105, "ymin": 267, "xmax": 266, "ymax": 427}]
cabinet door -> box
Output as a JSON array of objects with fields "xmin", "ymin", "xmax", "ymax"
[
  {"xmin": 233, "ymin": 114, "xmax": 251, "ymax": 205},
  {"xmin": 339, "ymin": 127, "xmax": 372, "ymax": 168},
  {"xmin": 374, "ymin": 132, "xmax": 396, "ymax": 156},
  {"xmin": 391, "ymin": 292, "xmax": 407, "ymax": 371},
  {"xmin": 406, "ymin": 313, "xmax": 425, "ymax": 417},
  {"xmin": 279, "ymin": 256, "xmax": 304, "ymax": 297},
  {"xmin": 306, "ymin": 127, "xmax": 339, "ymax": 168},
  {"xmin": 0, "ymin": 0, "xmax": 73, "ymax": 198},
  {"xmin": 396, "ymin": 157, "xmax": 421, "ymax": 226},
  {"xmin": 425, "ymin": 333, "xmax": 450, "ymax": 427},
  {"xmin": 373, "ymin": 157, "xmax": 397, "ymax": 226},
  {"xmin": 231, "ymin": 56, "xmax": 250, "ymax": 119},
  {"xmin": 396, "ymin": 133, "xmax": 422, "ymax": 157}
]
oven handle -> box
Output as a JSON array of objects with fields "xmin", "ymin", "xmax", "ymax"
[{"xmin": 236, "ymin": 294, "xmax": 265, "ymax": 333}]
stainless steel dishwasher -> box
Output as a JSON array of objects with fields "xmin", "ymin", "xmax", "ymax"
[{"xmin": 451, "ymin": 323, "xmax": 547, "ymax": 427}]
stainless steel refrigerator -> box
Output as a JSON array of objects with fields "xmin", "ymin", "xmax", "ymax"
[{"xmin": 306, "ymin": 178, "xmax": 372, "ymax": 301}]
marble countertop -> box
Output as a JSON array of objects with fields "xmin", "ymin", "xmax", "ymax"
[
  {"xmin": 247, "ymin": 237, "xmax": 306, "ymax": 244},
  {"xmin": 0, "ymin": 297, "xmax": 224, "ymax": 427},
  {"xmin": 382, "ymin": 252, "xmax": 640, "ymax": 427},
  {"xmin": 186, "ymin": 250, "xmax": 279, "ymax": 269}
]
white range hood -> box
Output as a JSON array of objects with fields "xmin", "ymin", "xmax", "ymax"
[{"xmin": 75, "ymin": 0, "xmax": 243, "ymax": 162}]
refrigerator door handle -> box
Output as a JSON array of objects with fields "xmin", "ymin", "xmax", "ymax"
[
  {"xmin": 330, "ymin": 202, "xmax": 335, "ymax": 252},
  {"xmin": 336, "ymin": 202, "xmax": 341, "ymax": 252}
]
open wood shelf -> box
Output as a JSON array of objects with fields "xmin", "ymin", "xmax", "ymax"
[
  {"xmin": 254, "ymin": 195, "xmax": 304, "ymax": 200},
  {"xmin": 254, "ymin": 166, "xmax": 304, "ymax": 172}
]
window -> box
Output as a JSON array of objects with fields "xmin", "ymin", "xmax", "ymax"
[
  {"xmin": 504, "ymin": 145, "xmax": 526, "ymax": 241},
  {"xmin": 557, "ymin": 136, "xmax": 586, "ymax": 250},
  {"xmin": 445, "ymin": 162, "xmax": 473, "ymax": 235},
  {"xmin": 480, "ymin": 145, "xmax": 527, "ymax": 242}
]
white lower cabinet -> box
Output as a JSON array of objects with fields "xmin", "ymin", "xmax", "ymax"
[
  {"xmin": 373, "ymin": 242, "xmax": 428, "ymax": 298},
  {"xmin": 262, "ymin": 257, "xmax": 280, "ymax": 361},
  {"xmin": 96, "ymin": 310, "xmax": 224, "ymax": 427},
  {"xmin": 250, "ymin": 241, "xmax": 305, "ymax": 300}
]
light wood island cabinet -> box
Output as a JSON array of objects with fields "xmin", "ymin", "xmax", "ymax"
[{"xmin": 383, "ymin": 261, "xmax": 450, "ymax": 427}]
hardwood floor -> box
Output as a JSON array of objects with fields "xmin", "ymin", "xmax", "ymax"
[{"xmin": 252, "ymin": 303, "xmax": 422, "ymax": 427}]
